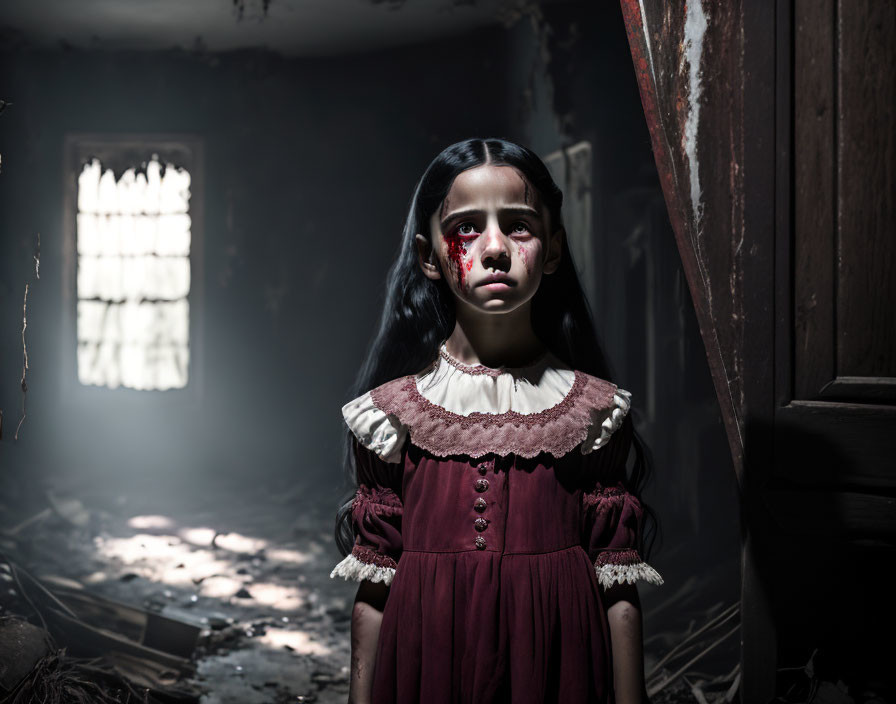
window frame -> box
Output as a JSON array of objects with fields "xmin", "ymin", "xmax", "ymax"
[{"xmin": 62, "ymin": 134, "xmax": 205, "ymax": 403}]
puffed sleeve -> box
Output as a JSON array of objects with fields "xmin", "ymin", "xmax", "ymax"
[
  {"xmin": 329, "ymin": 436, "xmax": 404, "ymax": 586},
  {"xmin": 581, "ymin": 391, "xmax": 663, "ymax": 590}
]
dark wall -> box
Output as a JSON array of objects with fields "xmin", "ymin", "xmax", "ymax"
[{"xmin": 0, "ymin": 33, "xmax": 510, "ymax": 498}]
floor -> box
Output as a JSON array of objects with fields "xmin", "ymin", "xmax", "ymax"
[
  {"xmin": 0, "ymin": 466, "xmax": 741, "ymax": 703},
  {"xmin": 1, "ymin": 469, "xmax": 359, "ymax": 703}
]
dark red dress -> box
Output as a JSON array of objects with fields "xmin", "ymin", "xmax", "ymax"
[{"xmin": 331, "ymin": 349, "xmax": 661, "ymax": 704}]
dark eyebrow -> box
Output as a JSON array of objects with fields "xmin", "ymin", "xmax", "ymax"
[{"xmin": 439, "ymin": 205, "xmax": 540, "ymax": 231}]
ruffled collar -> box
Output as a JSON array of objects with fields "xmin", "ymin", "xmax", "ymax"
[
  {"xmin": 341, "ymin": 343, "xmax": 632, "ymax": 462},
  {"xmin": 414, "ymin": 342, "xmax": 575, "ymax": 416}
]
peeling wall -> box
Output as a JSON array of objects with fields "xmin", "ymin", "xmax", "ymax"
[{"xmin": 620, "ymin": 0, "xmax": 747, "ymax": 475}]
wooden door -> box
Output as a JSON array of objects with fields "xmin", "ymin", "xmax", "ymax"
[{"xmin": 766, "ymin": 0, "xmax": 896, "ymax": 695}]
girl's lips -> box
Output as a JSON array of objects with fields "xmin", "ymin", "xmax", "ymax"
[
  {"xmin": 478, "ymin": 274, "xmax": 515, "ymax": 287},
  {"xmin": 481, "ymin": 281, "xmax": 513, "ymax": 290}
]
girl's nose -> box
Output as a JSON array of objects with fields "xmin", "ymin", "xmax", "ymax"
[{"xmin": 480, "ymin": 224, "xmax": 510, "ymax": 269}]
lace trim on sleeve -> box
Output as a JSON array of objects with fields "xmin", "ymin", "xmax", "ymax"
[
  {"xmin": 342, "ymin": 391, "xmax": 408, "ymax": 464},
  {"xmin": 581, "ymin": 388, "xmax": 632, "ymax": 454},
  {"xmin": 594, "ymin": 548, "xmax": 664, "ymax": 589},
  {"xmin": 329, "ymin": 546, "xmax": 397, "ymax": 585}
]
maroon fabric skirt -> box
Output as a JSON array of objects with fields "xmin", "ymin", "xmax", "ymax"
[{"xmin": 371, "ymin": 545, "xmax": 613, "ymax": 704}]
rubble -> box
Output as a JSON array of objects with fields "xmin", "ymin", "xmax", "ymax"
[{"xmin": 0, "ymin": 477, "xmax": 353, "ymax": 703}]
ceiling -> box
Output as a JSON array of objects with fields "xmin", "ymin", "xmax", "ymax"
[{"xmin": 0, "ymin": 0, "xmax": 517, "ymax": 56}]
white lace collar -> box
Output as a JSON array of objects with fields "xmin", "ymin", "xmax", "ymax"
[
  {"xmin": 342, "ymin": 343, "xmax": 632, "ymax": 463},
  {"xmin": 414, "ymin": 342, "xmax": 576, "ymax": 416}
]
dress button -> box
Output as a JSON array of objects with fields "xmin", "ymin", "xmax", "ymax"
[
  {"xmin": 477, "ymin": 464, "xmax": 488, "ymax": 475},
  {"xmin": 474, "ymin": 536, "xmax": 487, "ymax": 550},
  {"xmin": 473, "ymin": 497, "xmax": 487, "ymax": 513},
  {"xmin": 474, "ymin": 517, "xmax": 488, "ymax": 532},
  {"xmin": 474, "ymin": 478, "xmax": 489, "ymax": 493}
]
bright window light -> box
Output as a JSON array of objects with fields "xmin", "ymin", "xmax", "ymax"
[{"xmin": 76, "ymin": 157, "xmax": 191, "ymax": 390}]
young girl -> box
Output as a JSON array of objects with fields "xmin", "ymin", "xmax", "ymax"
[{"xmin": 330, "ymin": 138, "xmax": 662, "ymax": 704}]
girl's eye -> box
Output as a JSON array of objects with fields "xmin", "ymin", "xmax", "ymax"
[
  {"xmin": 456, "ymin": 222, "xmax": 478, "ymax": 237},
  {"xmin": 511, "ymin": 222, "xmax": 530, "ymax": 235}
]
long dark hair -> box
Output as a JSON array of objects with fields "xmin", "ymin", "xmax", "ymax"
[{"xmin": 334, "ymin": 137, "xmax": 657, "ymax": 558}]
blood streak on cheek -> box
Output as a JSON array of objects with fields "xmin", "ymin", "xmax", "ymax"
[
  {"xmin": 518, "ymin": 243, "xmax": 532, "ymax": 275},
  {"xmin": 443, "ymin": 232, "xmax": 471, "ymax": 290}
]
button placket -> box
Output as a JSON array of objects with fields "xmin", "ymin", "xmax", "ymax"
[{"xmin": 472, "ymin": 458, "xmax": 494, "ymax": 549}]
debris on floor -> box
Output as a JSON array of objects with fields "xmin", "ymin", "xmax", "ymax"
[{"xmin": 0, "ymin": 474, "xmax": 353, "ymax": 703}]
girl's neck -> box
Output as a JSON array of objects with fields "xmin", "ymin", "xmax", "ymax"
[{"xmin": 445, "ymin": 301, "xmax": 546, "ymax": 368}]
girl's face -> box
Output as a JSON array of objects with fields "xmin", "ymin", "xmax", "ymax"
[{"xmin": 416, "ymin": 164, "xmax": 563, "ymax": 315}]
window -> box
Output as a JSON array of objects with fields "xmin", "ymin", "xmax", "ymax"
[{"xmin": 63, "ymin": 136, "xmax": 203, "ymax": 395}]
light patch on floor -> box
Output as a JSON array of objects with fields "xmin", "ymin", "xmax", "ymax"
[
  {"xmin": 212, "ymin": 532, "xmax": 268, "ymax": 554},
  {"xmin": 243, "ymin": 582, "xmax": 305, "ymax": 610},
  {"xmin": 94, "ymin": 532, "xmax": 236, "ymax": 586},
  {"xmin": 198, "ymin": 575, "xmax": 247, "ymax": 599},
  {"xmin": 258, "ymin": 627, "xmax": 331, "ymax": 656},
  {"xmin": 179, "ymin": 526, "xmax": 218, "ymax": 546},
  {"xmin": 92, "ymin": 517, "xmax": 316, "ymax": 611},
  {"xmin": 265, "ymin": 547, "xmax": 312, "ymax": 565},
  {"xmin": 128, "ymin": 514, "xmax": 176, "ymax": 530}
]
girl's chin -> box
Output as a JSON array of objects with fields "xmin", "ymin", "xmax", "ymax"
[{"xmin": 458, "ymin": 294, "xmax": 527, "ymax": 314}]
